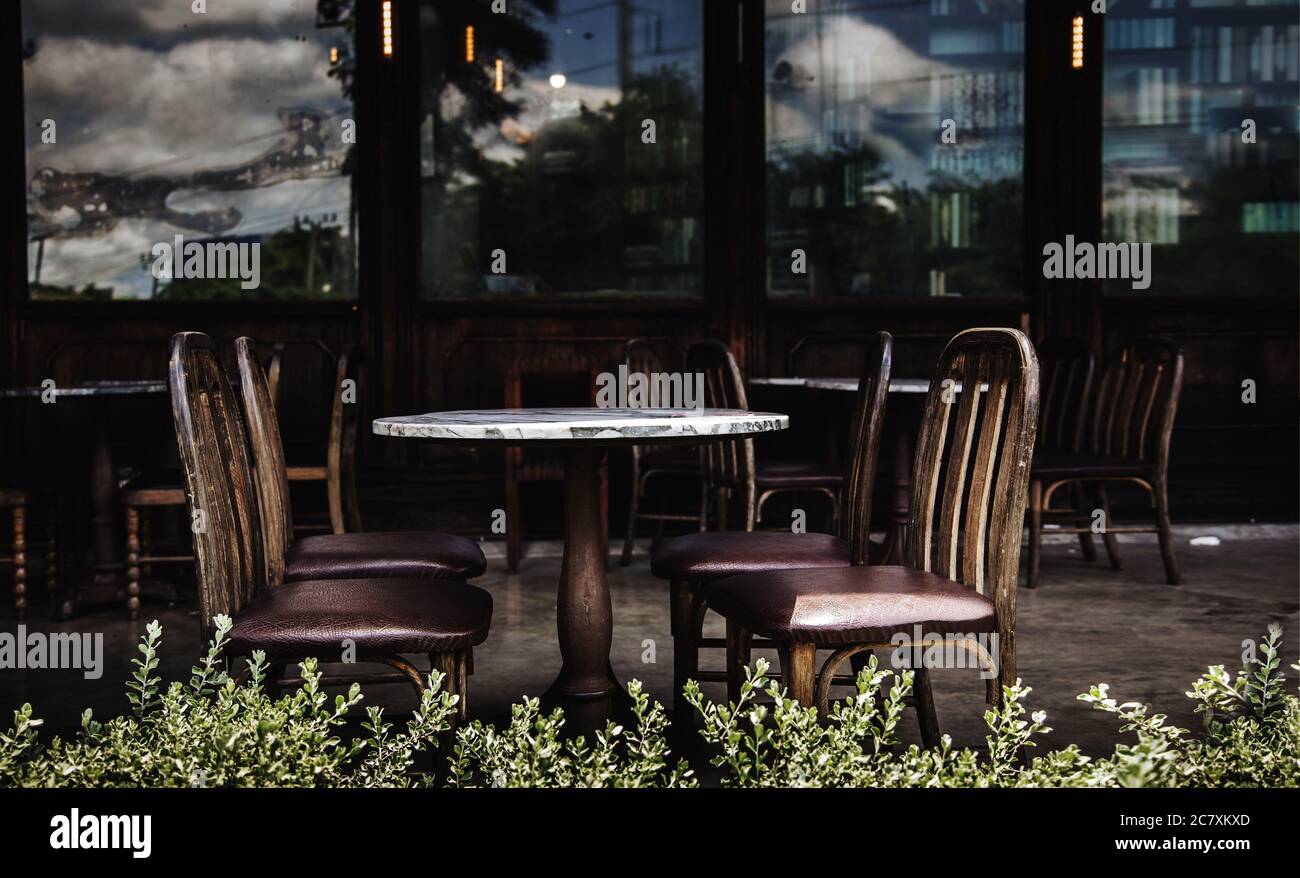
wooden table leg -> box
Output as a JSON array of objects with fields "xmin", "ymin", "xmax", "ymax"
[
  {"xmin": 874, "ymin": 416, "xmax": 913, "ymax": 566},
  {"xmin": 61, "ymin": 401, "xmax": 124, "ymax": 619},
  {"xmin": 544, "ymin": 446, "xmax": 628, "ymax": 732}
]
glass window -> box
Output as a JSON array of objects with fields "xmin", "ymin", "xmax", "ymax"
[
  {"xmin": 22, "ymin": 0, "xmax": 358, "ymax": 301},
  {"xmin": 1102, "ymin": 0, "xmax": 1299, "ymax": 297},
  {"xmin": 765, "ymin": 0, "xmax": 1025, "ymax": 300},
  {"xmin": 418, "ymin": 0, "xmax": 704, "ymax": 300}
]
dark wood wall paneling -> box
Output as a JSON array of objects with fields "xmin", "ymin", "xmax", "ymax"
[{"xmin": 1, "ymin": 1, "xmax": 1294, "ymax": 534}]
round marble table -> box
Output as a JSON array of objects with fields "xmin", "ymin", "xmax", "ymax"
[
  {"xmin": 374, "ymin": 406, "xmax": 788, "ymax": 728},
  {"xmin": 0, "ymin": 381, "xmax": 169, "ymax": 618}
]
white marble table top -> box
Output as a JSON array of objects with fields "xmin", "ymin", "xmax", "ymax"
[
  {"xmin": 373, "ymin": 406, "xmax": 789, "ymax": 445},
  {"xmin": 751, "ymin": 377, "xmax": 934, "ymax": 394},
  {"xmin": 0, "ymin": 380, "xmax": 168, "ymax": 399},
  {"xmin": 751, "ymin": 377, "xmax": 984, "ymax": 394}
]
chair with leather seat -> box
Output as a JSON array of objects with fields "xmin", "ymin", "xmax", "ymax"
[
  {"xmin": 1024, "ymin": 338, "xmax": 1098, "ymax": 585},
  {"xmin": 234, "ymin": 338, "xmax": 487, "ymax": 588},
  {"xmin": 170, "ymin": 331, "xmax": 491, "ymax": 732},
  {"xmin": 707, "ymin": 328, "xmax": 1038, "ymax": 748},
  {"xmin": 651, "ymin": 333, "xmax": 892, "ymax": 720},
  {"xmin": 1, "ymin": 485, "xmax": 58, "ymax": 620},
  {"xmin": 619, "ymin": 338, "xmax": 705, "ymax": 566},
  {"xmin": 122, "ymin": 343, "xmax": 284, "ymax": 618},
  {"xmin": 1027, "ymin": 336, "xmax": 1183, "ymax": 586},
  {"xmin": 284, "ymin": 346, "xmax": 364, "ymax": 536}
]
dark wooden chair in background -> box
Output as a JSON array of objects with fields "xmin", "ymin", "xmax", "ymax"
[
  {"xmin": 1025, "ymin": 339, "xmax": 1097, "ymax": 585},
  {"xmin": 235, "ymin": 337, "xmax": 487, "ymax": 588},
  {"xmin": 285, "ymin": 346, "xmax": 364, "ymax": 536},
  {"xmin": 503, "ymin": 354, "xmax": 607, "ymax": 573},
  {"xmin": 1, "ymin": 486, "xmax": 57, "ymax": 620},
  {"xmin": 708, "ymin": 328, "xmax": 1039, "ymax": 747},
  {"xmin": 122, "ymin": 344, "xmax": 284, "ymax": 619},
  {"xmin": 651, "ymin": 333, "xmax": 892, "ymax": 720},
  {"xmin": 170, "ymin": 332, "xmax": 492, "ymax": 735},
  {"xmin": 619, "ymin": 338, "xmax": 704, "ymax": 566},
  {"xmin": 1028, "ymin": 336, "xmax": 1184, "ymax": 586}
]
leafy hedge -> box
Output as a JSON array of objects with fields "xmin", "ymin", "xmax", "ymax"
[{"xmin": 1, "ymin": 618, "xmax": 1295, "ymax": 788}]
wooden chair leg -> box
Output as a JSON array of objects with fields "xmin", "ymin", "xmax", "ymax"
[
  {"xmin": 326, "ymin": 466, "xmax": 345, "ymax": 536},
  {"xmin": 343, "ymin": 452, "xmax": 363, "ymax": 534},
  {"xmin": 429, "ymin": 651, "xmax": 466, "ymax": 782},
  {"xmin": 504, "ymin": 467, "xmax": 520, "ymax": 574},
  {"xmin": 724, "ymin": 618, "xmax": 752, "ymax": 704},
  {"xmin": 1096, "ymin": 483, "xmax": 1123, "ymax": 570},
  {"xmin": 266, "ymin": 661, "xmax": 288, "ymax": 700},
  {"xmin": 778, "ymin": 642, "xmax": 817, "ymax": 708},
  {"xmin": 12, "ymin": 505, "xmax": 27, "ymax": 621},
  {"xmin": 139, "ymin": 510, "xmax": 154, "ymax": 579},
  {"xmin": 1072, "ymin": 482, "xmax": 1098, "ymax": 562},
  {"xmin": 620, "ymin": 457, "xmax": 642, "ymax": 567},
  {"xmin": 125, "ymin": 505, "xmax": 141, "ymax": 620},
  {"xmin": 1027, "ymin": 478, "xmax": 1042, "ymax": 588},
  {"xmin": 1153, "ymin": 479, "xmax": 1181, "ymax": 585},
  {"xmin": 912, "ymin": 664, "xmax": 941, "ymax": 748},
  {"xmin": 670, "ymin": 578, "xmax": 699, "ymax": 721},
  {"xmin": 45, "ymin": 502, "xmax": 58, "ymax": 605}
]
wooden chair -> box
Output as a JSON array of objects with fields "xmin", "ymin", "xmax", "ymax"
[
  {"xmin": 122, "ymin": 344, "xmax": 284, "ymax": 618},
  {"xmin": 235, "ymin": 337, "xmax": 486, "ymax": 588},
  {"xmin": 169, "ymin": 332, "xmax": 491, "ymax": 735},
  {"xmin": 285, "ymin": 346, "xmax": 364, "ymax": 536},
  {"xmin": 708, "ymin": 328, "xmax": 1039, "ymax": 747},
  {"xmin": 651, "ymin": 333, "xmax": 892, "ymax": 721},
  {"xmin": 1, "ymin": 487, "xmax": 58, "ymax": 620},
  {"xmin": 503, "ymin": 354, "xmax": 607, "ymax": 573},
  {"xmin": 1024, "ymin": 338, "xmax": 1098, "ymax": 584},
  {"xmin": 1028, "ymin": 337, "xmax": 1183, "ymax": 586},
  {"xmin": 619, "ymin": 338, "xmax": 705, "ymax": 566}
]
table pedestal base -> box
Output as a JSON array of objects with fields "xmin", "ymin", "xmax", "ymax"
[{"xmin": 543, "ymin": 447, "xmax": 631, "ymax": 733}]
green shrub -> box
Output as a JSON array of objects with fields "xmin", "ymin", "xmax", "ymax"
[{"xmin": 1, "ymin": 618, "xmax": 1295, "ymax": 788}]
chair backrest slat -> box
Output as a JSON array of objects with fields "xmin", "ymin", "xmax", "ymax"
[
  {"xmin": 169, "ymin": 332, "xmax": 266, "ymax": 635},
  {"xmin": 264, "ymin": 343, "xmax": 284, "ymax": 409},
  {"xmin": 843, "ymin": 332, "xmax": 892, "ymax": 565},
  {"xmin": 327, "ymin": 347, "xmax": 365, "ymax": 532},
  {"xmin": 1089, "ymin": 337, "xmax": 1183, "ymax": 466},
  {"xmin": 1036, "ymin": 339, "xmax": 1093, "ymax": 453},
  {"xmin": 236, "ymin": 338, "xmax": 294, "ymax": 587},
  {"xmin": 961, "ymin": 349, "xmax": 1009, "ymax": 594},
  {"xmin": 936, "ymin": 351, "xmax": 984, "ymax": 580},
  {"xmin": 686, "ymin": 340, "xmax": 754, "ymax": 530}
]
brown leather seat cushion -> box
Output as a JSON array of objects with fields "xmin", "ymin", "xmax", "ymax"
[
  {"xmin": 707, "ymin": 566, "xmax": 996, "ymax": 646},
  {"xmin": 651, "ymin": 531, "xmax": 850, "ymax": 581},
  {"xmin": 1031, "ymin": 450, "xmax": 1146, "ymax": 480},
  {"xmin": 228, "ymin": 578, "xmax": 492, "ymax": 657},
  {"xmin": 284, "ymin": 532, "xmax": 487, "ymax": 583},
  {"xmin": 755, "ymin": 459, "xmax": 843, "ymax": 487}
]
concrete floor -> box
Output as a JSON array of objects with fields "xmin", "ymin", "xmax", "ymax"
[{"xmin": 2, "ymin": 524, "xmax": 1297, "ymax": 761}]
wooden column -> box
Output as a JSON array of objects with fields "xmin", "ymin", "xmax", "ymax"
[{"xmin": 1025, "ymin": 1, "xmax": 1104, "ymax": 349}]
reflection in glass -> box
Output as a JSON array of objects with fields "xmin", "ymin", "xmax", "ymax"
[
  {"xmin": 765, "ymin": 0, "xmax": 1024, "ymax": 299},
  {"xmin": 1102, "ymin": 1, "xmax": 1299, "ymax": 297},
  {"xmin": 22, "ymin": 0, "xmax": 358, "ymax": 301},
  {"xmin": 419, "ymin": 0, "xmax": 704, "ymax": 299}
]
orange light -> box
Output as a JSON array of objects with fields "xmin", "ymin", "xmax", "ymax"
[
  {"xmin": 381, "ymin": 1, "xmax": 394, "ymax": 58},
  {"xmin": 465, "ymin": 26, "xmax": 475, "ymax": 63},
  {"xmin": 329, "ymin": 46, "xmax": 339, "ymax": 65},
  {"xmin": 495, "ymin": 58, "xmax": 505, "ymax": 93},
  {"xmin": 1071, "ymin": 16, "xmax": 1084, "ymax": 69}
]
